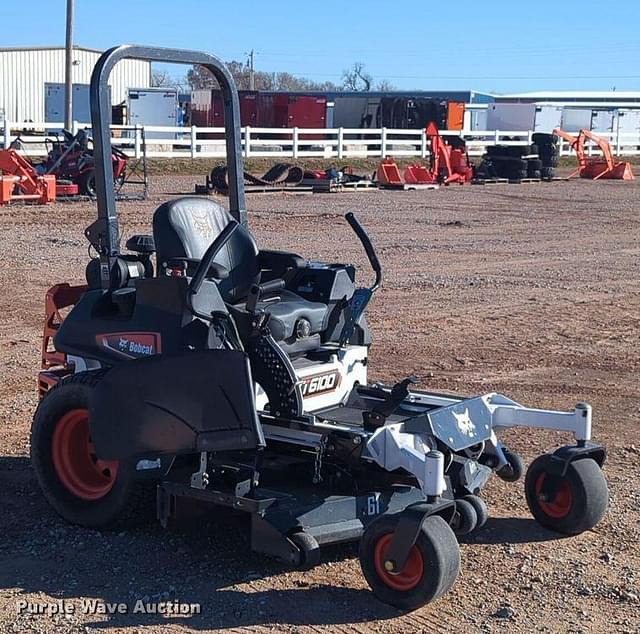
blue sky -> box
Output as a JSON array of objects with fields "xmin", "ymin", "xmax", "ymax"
[{"xmin": 3, "ymin": 0, "xmax": 639, "ymax": 93}]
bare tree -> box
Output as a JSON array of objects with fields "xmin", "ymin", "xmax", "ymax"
[
  {"xmin": 187, "ymin": 63, "xmax": 341, "ymax": 92},
  {"xmin": 342, "ymin": 62, "xmax": 372, "ymax": 91},
  {"xmin": 376, "ymin": 79, "xmax": 396, "ymax": 92},
  {"xmin": 151, "ymin": 69, "xmax": 186, "ymax": 91},
  {"xmin": 151, "ymin": 69, "xmax": 171, "ymax": 87}
]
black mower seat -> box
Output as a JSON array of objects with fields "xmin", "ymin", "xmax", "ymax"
[
  {"xmin": 153, "ymin": 197, "xmax": 260, "ymax": 304},
  {"xmin": 153, "ymin": 197, "xmax": 329, "ymax": 342},
  {"xmin": 253, "ymin": 290, "xmax": 327, "ymax": 341}
]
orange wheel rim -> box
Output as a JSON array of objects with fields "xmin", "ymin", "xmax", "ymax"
[
  {"xmin": 535, "ymin": 472, "xmax": 573, "ymax": 519},
  {"xmin": 51, "ymin": 408, "xmax": 118, "ymax": 501},
  {"xmin": 373, "ymin": 533, "xmax": 424, "ymax": 591}
]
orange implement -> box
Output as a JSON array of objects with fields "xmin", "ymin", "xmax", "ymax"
[
  {"xmin": 553, "ymin": 128, "xmax": 634, "ymax": 181},
  {"xmin": 0, "ymin": 149, "xmax": 57, "ymax": 204},
  {"xmin": 404, "ymin": 164, "xmax": 436, "ymax": 184},
  {"xmin": 376, "ymin": 157, "xmax": 404, "ymax": 186}
]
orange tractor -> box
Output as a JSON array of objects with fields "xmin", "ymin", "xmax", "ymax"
[{"xmin": 553, "ymin": 128, "xmax": 634, "ymax": 181}]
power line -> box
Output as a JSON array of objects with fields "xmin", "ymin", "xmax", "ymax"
[{"xmin": 260, "ymin": 71, "xmax": 640, "ymax": 81}]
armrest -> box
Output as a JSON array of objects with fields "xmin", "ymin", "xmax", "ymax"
[
  {"xmin": 258, "ymin": 249, "xmax": 306, "ymax": 271},
  {"xmin": 164, "ymin": 257, "xmax": 229, "ymax": 280}
]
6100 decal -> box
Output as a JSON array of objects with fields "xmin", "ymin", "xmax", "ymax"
[{"xmin": 300, "ymin": 370, "xmax": 340, "ymax": 398}]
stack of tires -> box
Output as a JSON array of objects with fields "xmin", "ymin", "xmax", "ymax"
[
  {"xmin": 532, "ymin": 133, "xmax": 559, "ymax": 180},
  {"xmin": 483, "ymin": 144, "xmax": 542, "ymax": 181}
]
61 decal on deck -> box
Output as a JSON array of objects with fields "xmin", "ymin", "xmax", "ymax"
[
  {"xmin": 96, "ymin": 332, "xmax": 162, "ymax": 360},
  {"xmin": 300, "ymin": 370, "xmax": 341, "ymax": 398}
]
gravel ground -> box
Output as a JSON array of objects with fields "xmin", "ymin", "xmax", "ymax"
[{"xmin": 0, "ymin": 175, "xmax": 639, "ymax": 633}]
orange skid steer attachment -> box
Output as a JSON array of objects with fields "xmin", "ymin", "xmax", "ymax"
[
  {"xmin": 425, "ymin": 122, "xmax": 473, "ymax": 185},
  {"xmin": 553, "ymin": 128, "xmax": 634, "ymax": 181},
  {"xmin": 404, "ymin": 164, "xmax": 436, "ymax": 184},
  {"xmin": 376, "ymin": 158, "xmax": 404, "ymax": 186},
  {"xmin": 0, "ymin": 149, "xmax": 57, "ymax": 205}
]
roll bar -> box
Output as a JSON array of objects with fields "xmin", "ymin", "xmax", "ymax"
[{"xmin": 86, "ymin": 45, "xmax": 246, "ymax": 289}]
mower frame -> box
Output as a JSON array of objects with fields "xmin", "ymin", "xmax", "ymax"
[{"xmin": 88, "ymin": 45, "xmax": 247, "ymax": 291}]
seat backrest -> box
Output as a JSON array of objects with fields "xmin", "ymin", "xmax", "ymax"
[{"xmin": 153, "ymin": 197, "xmax": 260, "ymax": 303}]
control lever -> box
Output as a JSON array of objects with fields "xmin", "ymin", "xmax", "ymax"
[
  {"xmin": 345, "ymin": 212, "xmax": 382, "ymax": 291},
  {"xmin": 339, "ymin": 212, "xmax": 383, "ymax": 346},
  {"xmin": 246, "ymin": 278, "xmax": 286, "ymax": 314},
  {"xmin": 363, "ymin": 376, "xmax": 418, "ymax": 431}
]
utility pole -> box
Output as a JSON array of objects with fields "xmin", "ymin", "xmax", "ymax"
[
  {"xmin": 247, "ymin": 49, "xmax": 255, "ymax": 90},
  {"xmin": 64, "ymin": 0, "xmax": 74, "ymax": 131}
]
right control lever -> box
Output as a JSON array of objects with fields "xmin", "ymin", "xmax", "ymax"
[{"xmin": 363, "ymin": 376, "xmax": 418, "ymax": 431}]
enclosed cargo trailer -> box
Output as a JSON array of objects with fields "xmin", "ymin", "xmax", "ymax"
[{"xmin": 128, "ymin": 88, "xmax": 178, "ymax": 139}]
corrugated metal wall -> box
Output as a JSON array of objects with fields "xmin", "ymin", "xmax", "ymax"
[{"xmin": 0, "ymin": 48, "xmax": 150, "ymax": 122}]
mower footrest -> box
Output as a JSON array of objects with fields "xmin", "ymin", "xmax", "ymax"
[{"xmin": 157, "ymin": 480, "xmax": 276, "ymax": 526}]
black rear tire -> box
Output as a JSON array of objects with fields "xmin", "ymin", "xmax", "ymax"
[
  {"xmin": 359, "ymin": 513, "xmax": 460, "ymax": 610},
  {"xmin": 31, "ymin": 372, "xmax": 150, "ymax": 529},
  {"xmin": 77, "ymin": 169, "xmax": 97, "ymax": 198},
  {"xmin": 525, "ymin": 455, "xmax": 608, "ymax": 535}
]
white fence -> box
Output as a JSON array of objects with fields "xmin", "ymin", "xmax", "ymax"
[{"xmin": 2, "ymin": 120, "xmax": 640, "ymax": 160}]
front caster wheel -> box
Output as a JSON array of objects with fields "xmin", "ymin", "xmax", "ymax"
[
  {"xmin": 525, "ymin": 456, "xmax": 608, "ymax": 535},
  {"xmin": 451, "ymin": 498, "xmax": 477, "ymax": 535},
  {"xmin": 462, "ymin": 494, "xmax": 488, "ymax": 530},
  {"xmin": 496, "ymin": 448, "xmax": 524, "ymax": 482},
  {"xmin": 359, "ymin": 514, "xmax": 460, "ymax": 611}
]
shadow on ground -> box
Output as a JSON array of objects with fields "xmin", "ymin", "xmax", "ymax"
[{"xmin": 0, "ymin": 455, "xmax": 566, "ymax": 630}]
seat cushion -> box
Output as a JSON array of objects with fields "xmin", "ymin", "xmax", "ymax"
[
  {"xmin": 153, "ymin": 197, "xmax": 260, "ymax": 303},
  {"xmin": 256, "ymin": 290, "xmax": 328, "ymax": 341}
]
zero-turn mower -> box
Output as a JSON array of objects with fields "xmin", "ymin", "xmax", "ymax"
[{"xmin": 32, "ymin": 45, "xmax": 609, "ymax": 611}]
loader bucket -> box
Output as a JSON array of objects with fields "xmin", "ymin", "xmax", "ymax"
[
  {"xmin": 404, "ymin": 164, "xmax": 435, "ymax": 184},
  {"xmin": 376, "ymin": 158, "xmax": 403, "ymax": 185},
  {"xmin": 607, "ymin": 162, "xmax": 635, "ymax": 180}
]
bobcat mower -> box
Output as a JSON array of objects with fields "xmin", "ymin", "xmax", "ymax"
[{"xmin": 32, "ymin": 45, "xmax": 609, "ymax": 611}]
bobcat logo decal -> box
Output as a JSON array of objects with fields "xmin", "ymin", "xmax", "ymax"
[
  {"xmin": 453, "ymin": 408, "xmax": 476, "ymax": 436},
  {"xmin": 192, "ymin": 210, "xmax": 214, "ymax": 239}
]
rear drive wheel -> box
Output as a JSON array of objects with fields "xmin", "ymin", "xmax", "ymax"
[
  {"xmin": 77, "ymin": 169, "xmax": 97, "ymax": 198},
  {"xmin": 359, "ymin": 514, "xmax": 460, "ymax": 610},
  {"xmin": 525, "ymin": 455, "xmax": 608, "ymax": 534},
  {"xmin": 31, "ymin": 371, "xmax": 146, "ymax": 528}
]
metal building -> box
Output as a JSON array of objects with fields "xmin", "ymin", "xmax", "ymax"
[
  {"xmin": 495, "ymin": 91, "xmax": 640, "ymax": 107},
  {"xmin": 0, "ymin": 45, "xmax": 150, "ymax": 122}
]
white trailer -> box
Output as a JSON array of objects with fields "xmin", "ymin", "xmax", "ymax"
[
  {"xmin": 561, "ymin": 108, "xmax": 593, "ymax": 133},
  {"xmin": 128, "ymin": 88, "xmax": 178, "ymax": 139},
  {"xmin": 616, "ymin": 109, "xmax": 640, "ymax": 135},
  {"xmin": 44, "ymin": 83, "xmax": 111, "ymax": 130},
  {"xmin": 533, "ymin": 105, "xmax": 563, "ymax": 132},
  {"xmin": 486, "ymin": 103, "xmax": 536, "ymax": 131},
  {"xmin": 590, "ymin": 109, "xmax": 615, "ymax": 134}
]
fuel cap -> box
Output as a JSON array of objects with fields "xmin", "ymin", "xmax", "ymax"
[{"xmin": 295, "ymin": 318, "xmax": 311, "ymax": 339}]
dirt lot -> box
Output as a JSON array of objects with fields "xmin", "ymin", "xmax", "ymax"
[{"xmin": 1, "ymin": 175, "xmax": 639, "ymax": 633}]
